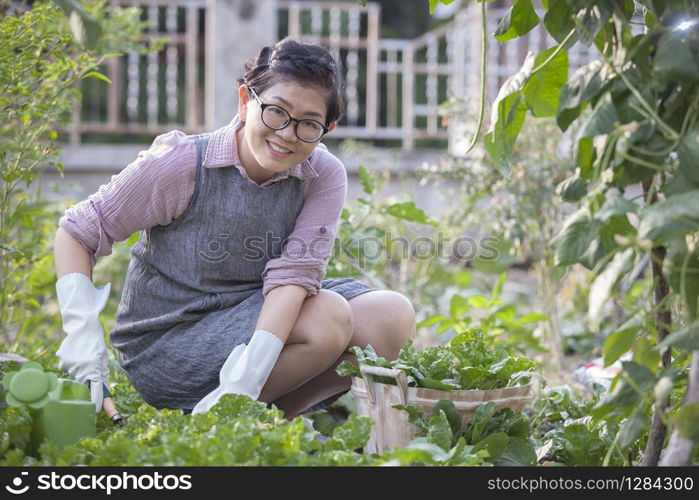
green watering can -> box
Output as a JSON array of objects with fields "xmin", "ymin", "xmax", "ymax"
[{"xmin": 2, "ymin": 361, "xmax": 96, "ymax": 450}]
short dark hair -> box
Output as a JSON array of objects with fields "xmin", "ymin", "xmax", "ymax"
[{"xmin": 237, "ymin": 37, "xmax": 345, "ymax": 126}]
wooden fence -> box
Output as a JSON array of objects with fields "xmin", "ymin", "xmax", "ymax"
[{"xmin": 68, "ymin": 0, "xmax": 596, "ymax": 151}]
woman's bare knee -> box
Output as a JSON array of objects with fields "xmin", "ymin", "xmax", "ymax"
[
  {"xmin": 287, "ymin": 289, "xmax": 353, "ymax": 355},
  {"xmin": 347, "ymin": 290, "xmax": 416, "ymax": 360}
]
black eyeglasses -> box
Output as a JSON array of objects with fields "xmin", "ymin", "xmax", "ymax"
[{"xmin": 247, "ymin": 87, "xmax": 329, "ymax": 143}]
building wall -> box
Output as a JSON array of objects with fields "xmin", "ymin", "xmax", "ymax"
[{"xmin": 42, "ymin": 142, "xmax": 457, "ymax": 220}]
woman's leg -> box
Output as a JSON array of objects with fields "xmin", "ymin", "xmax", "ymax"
[
  {"xmin": 257, "ymin": 289, "xmax": 354, "ymax": 404},
  {"xmin": 269, "ymin": 290, "xmax": 416, "ymax": 419}
]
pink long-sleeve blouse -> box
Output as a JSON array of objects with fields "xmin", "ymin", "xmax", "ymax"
[{"xmin": 58, "ymin": 114, "xmax": 347, "ymax": 298}]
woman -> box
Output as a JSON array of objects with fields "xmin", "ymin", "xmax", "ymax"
[{"xmin": 54, "ymin": 37, "xmax": 416, "ymax": 419}]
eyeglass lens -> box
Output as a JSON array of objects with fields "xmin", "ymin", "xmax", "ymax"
[{"xmin": 261, "ymin": 106, "xmax": 324, "ymax": 142}]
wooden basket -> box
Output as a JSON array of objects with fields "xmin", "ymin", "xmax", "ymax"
[{"xmin": 351, "ymin": 364, "xmax": 533, "ymax": 454}]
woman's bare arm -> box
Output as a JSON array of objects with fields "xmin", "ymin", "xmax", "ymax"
[
  {"xmin": 54, "ymin": 227, "xmax": 93, "ymax": 280},
  {"xmin": 254, "ymin": 284, "xmax": 308, "ymax": 342}
]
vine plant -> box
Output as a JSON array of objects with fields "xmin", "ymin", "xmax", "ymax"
[{"xmin": 386, "ymin": 0, "xmax": 699, "ymax": 465}]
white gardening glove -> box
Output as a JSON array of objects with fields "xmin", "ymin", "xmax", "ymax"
[
  {"xmin": 55, "ymin": 272, "xmax": 112, "ymax": 414},
  {"xmin": 192, "ymin": 329, "xmax": 284, "ymax": 414}
]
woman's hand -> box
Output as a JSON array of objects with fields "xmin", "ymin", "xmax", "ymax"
[{"xmin": 191, "ymin": 329, "xmax": 284, "ymax": 414}]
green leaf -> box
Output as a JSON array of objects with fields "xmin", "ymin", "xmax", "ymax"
[
  {"xmin": 613, "ymin": 133, "xmax": 665, "ymax": 188},
  {"xmin": 449, "ymin": 295, "xmax": 469, "ymax": 319},
  {"xmin": 578, "ymin": 214, "xmax": 634, "ymax": 271},
  {"xmin": 580, "ymin": 93, "xmax": 619, "ymax": 138},
  {"xmin": 484, "ymin": 95, "xmax": 527, "ymax": 176},
  {"xmin": 522, "ymin": 46, "xmax": 568, "ymax": 117},
  {"xmin": 577, "ymin": 137, "xmax": 596, "ymax": 180},
  {"xmin": 83, "ymin": 71, "xmax": 112, "ymax": 84},
  {"xmin": 417, "ymin": 315, "xmax": 448, "ymax": 328},
  {"xmin": 617, "ymin": 408, "xmax": 647, "ymax": 450},
  {"xmin": 678, "ymin": 127, "xmax": 699, "ymax": 184},
  {"xmin": 126, "ymin": 231, "xmax": 140, "ymax": 246},
  {"xmin": 656, "ymin": 323, "xmax": 699, "ymax": 351},
  {"xmin": 666, "ymin": 172, "xmax": 699, "ymax": 197},
  {"xmin": 491, "ymin": 357, "xmax": 536, "ymax": 382},
  {"xmin": 427, "ymin": 410, "xmax": 454, "ymax": 451},
  {"xmin": 471, "ymin": 432, "xmax": 509, "ymax": 459},
  {"xmin": 26, "ymin": 298, "xmax": 41, "ymax": 309},
  {"xmin": 335, "ymin": 360, "xmax": 361, "ymax": 378},
  {"xmin": 485, "ymin": 53, "xmax": 534, "ymax": 175},
  {"xmin": 491, "ymin": 272, "xmax": 506, "ymax": 302},
  {"xmin": 553, "ymin": 422, "xmax": 607, "ymax": 466},
  {"xmin": 358, "ymin": 165, "xmax": 373, "ymax": 195},
  {"xmin": 575, "ymin": 1, "xmax": 613, "ymax": 46},
  {"xmin": 459, "ymin": 366, "xmax": 496, "ymax": 390},
  {"xmin": 594, "ymin": 192, "xmax": 639, "ymax": 222},
  {"xmin": 559, "ymin": 59, "xmax": 606, "ymax": 110},
  {"xmin": 383, "ymin": 201, "xmax": 438, "ymax": 226},
  {"xmin": 464, "ymin": 401, "xmax": 495, "ymax": 444},
  {"xmin": 593, "ymin": 361, "xmax": 656, "ymax": 415},
  {"xmin": 603, "ymin": 313, "xmax": 643, "ymax": 367},
  {"xmin": 664, "ymin": 241, "xmax": 699, "ymax": 321},
  {"xmin": 494, "ymin": 0, "xmax": 540, "ymax": 43},
  {"xmin": 653, "ymin": 31, "xmax": 699, "ymax": 84},
  {"xmin": 421, "ymin": 377, "xmax": 461, "ymax": 391},
  {"xmin": 518, "ymin": 313, "xmax": 549, "ymax": 324},
  {"xmin": 395, "ymin": 439, "xmax": 455, "ymax": 464},
  {"xmin": 312, "ymin": 412, "xmax": 341, "ymax": 437},
  {"xmin": 543, "ymin": 0, "xmax": 575, "ymax": 44},
  {"xmin": 632, "ymin": 336, "xmax": 661, "ymax": 373},
  {"xmin": 433, "ymin": 400, "xmax": 461, "ymax": 438},
  {"xmin": 488, "ymin": 88, "xmax": 530, "ymax": 169},
  {"xmin": 615, "ymin": 79, "xmax": 655, "ymax": 124},
  {"xmin": 557, "ymin": 60, "xmax": 605, "ymax": 131},
  {"xmin": 551, "ymin": 209, "xmax": 597, "ymax": 266},
  {"xmin": 328, "ymin": 414, "xmax": 373, "ymax": 452},
  {"xmin": 467, "ymin": 295, "xmax": 489, "ymax": 309},
  {"xmin": 558, "ymin": 105, "xmax": 586, "ymax": 132},
  {"xmin": 556, "ymin": 175, "xmax": 588, "ymax": 203},
  {"xmin": 493, "ymin": 437, "xmax": 537, "ymax": 466},
  {"xmin": 393, "ymin": 403, "xmax": 430, "ymax": 432},
  {"xmin": 671, "ymin": 402, "xmax": 699, "ymax": 441},
  {"xmin": 638, "ymin": 190, "xmax": 699, "ymax": 245},
  {"xmin": 436, "ymin": 319, "xmax": 455, "ymax": 334}
]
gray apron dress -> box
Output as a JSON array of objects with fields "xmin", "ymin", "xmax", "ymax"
[{"xmin": 110, "ymin": 132, "xmax": 375, "ymax": 411}]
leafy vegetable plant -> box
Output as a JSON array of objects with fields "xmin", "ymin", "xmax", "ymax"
[
  {"xmin": 394, "ymin": 399, "xmax": 538, "ymax": 466},
  {"xmin": 337, "ymin": 330, "xmax": 539, "ymax": 390},
  {"xmin": 0, "ymin": 359, "xmax": 494, "ymax": 466}
]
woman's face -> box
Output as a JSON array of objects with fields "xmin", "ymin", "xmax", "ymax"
[{"xmin": 236, "ymin": 81, "xmax": 336, "ymax": 183}]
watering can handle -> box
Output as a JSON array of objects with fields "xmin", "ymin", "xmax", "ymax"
[{"xmin": 358, "ymin": 364, "xmax": 409, "ymax": 405}]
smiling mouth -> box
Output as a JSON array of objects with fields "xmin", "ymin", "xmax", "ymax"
[{"xmin": 267, "ymin": 140, "xmax": 293, "ymax": 154}]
